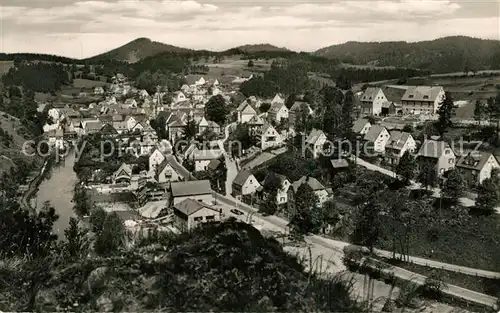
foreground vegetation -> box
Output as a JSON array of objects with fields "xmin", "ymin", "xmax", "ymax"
[{"xmin": 0, "ymin": 215, "xmax": 365, "ymax": 312}]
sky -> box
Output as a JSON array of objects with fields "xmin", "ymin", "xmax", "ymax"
[{"xmin": 0, "ymin": 0, "xmax": 499, "ymax": 58}]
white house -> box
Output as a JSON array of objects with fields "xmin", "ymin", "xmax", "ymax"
[
  {"xmin": 305, "ymin": 129, "xmax": 328, "ymax": 159},
  {"xmin": 255, "ymin": 123, "xmax": 283, "ymax": 150},
  {"xmin": 94, "ymin": 87, "xmax": 104, "ymax": 95},
  {"xmin": 192, "ymin": 149, "xmax": 223, "ymax": 172},
  {"xmin": 232, "ymin": 171, "xmax": 261, "ymax": 196},
  {"xmin": 456, "ymin": 152, "xmax": 500, "ymax": 185},
  {"xmin": 416, "ymin": 139, "xmax": 456, "ymax": 176},
  {"xmin": 155, "ymin": 155, "xmax": 192, "ymax": 183},
  {"xmin": 385, "ymin": 131, "xmax": 417, "ymax": 165},
  {"xmin": 170, "ymin": 180, "xmax": 214, "ymax": 205},
  {"xmin": 149, "ymin": 148, "xmax": 166, "ymax": 176},
  {"xmin": 262, "ymin": 173, "xmax": 291, "ymax": 205},
  {"xmin": 47, "ymin": 128, "xmax": 64, "ymax": 150},
  {"xmin": 267, "ymin": 102, "xmax": 289, "ymax": 123},
  {"xmin": 352, "ymin": 118, "xmax": 372, "ymax": 135},
  {"xmin": 236, "ymin": 100, "xmax": 257, "ymax": 124},
  {"xmin": 271, "ymin": 93, "xmax": 285, "ymax": 106},
  {"xmin": 172, "ymin": 91, "xmax": 187, "ymax": 104},
  {"xmin": 173, "ymin": 198, "xmax": 222, "ymax": 232},
  {"xmin": 401, "ymin": 86, "xmax": 445, "ymax": 115},
  {"xmin": 363, "ymin": 125, "xmax": 390, "ymax": 153},
  {"xmin": 360, "ymin": 87, "xmax": 388, "ymax": 116}
]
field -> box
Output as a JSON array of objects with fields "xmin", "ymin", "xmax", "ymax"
[
  {"xmin": 406, "ymin": 75, "xmax": 500, "ymax": 101},
  {"xmin": 195, "ymin": 55, "xmax": 273, "ymax": 77},
  {"xmin": 0, "ymin": 61, "xmax": 14, "ymax": 75},
  {"xmin": 72, "ymin": 78, "xmax": 109, "ymax": 89}
]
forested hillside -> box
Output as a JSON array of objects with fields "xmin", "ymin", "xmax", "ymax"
[
  {"xmin": 315, "ymin": 36, "xmax": 500, "ymax": 74},
  {"xmin": 0, "ymin": 217, "xmax": 362, "ymax": 312}
]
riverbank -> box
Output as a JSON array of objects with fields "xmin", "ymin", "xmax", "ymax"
[
  {"xmin": 21, "ymin": 154, "xmax": 54, "ymax": 210},
  {"xmin": 32, "ymin": 150, "xmax": 78, "ymax": 238}
]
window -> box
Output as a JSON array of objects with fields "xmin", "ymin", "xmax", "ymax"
[
  {"xmin": 206, "ymin": 215, "xmax": 215, "ymax": 221},
  {"xmin": 280, "ymin": 197, "xmax": 285, "ymax": 202},
  {"xmin": 409, "ymin": 95, "xmax": 414, "ymax": 99},
  {"xmin": 194, "ymin": 217, "xmax": 203, "ymax": 222},
  {"xmin": 423, "ymin": 95, "xmax": 429, "ymax": 99},
  {"xmin": 445, "ymin": 150, "xmax": 450, "ymax": 155},
  {"xmin": 448, "ymin": 158, "xmax": 454, "ymax": 164}
]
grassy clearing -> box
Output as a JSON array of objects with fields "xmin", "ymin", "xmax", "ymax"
[
  {"xmin": 72, "ymin": 78, "xmax": 109, "ymax": 89},
  {"xmin": 379, "ymin": 257, "xmax": 500, "ymax": 298},
  {"xmin": 377, "ymin": 212, "xmax": 500, "ymax": 272},
  {"xmin": 0, "ymin": 61, "xmax": 14, "ymax": 75},
  {"xmin": 407, "ymin": 75, "xmax": 500, "ymax": 98}
]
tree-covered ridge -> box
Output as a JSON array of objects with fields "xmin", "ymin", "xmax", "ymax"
[
  {"xmin": 0, "ymin": 219, "xmax": 363, "ymax": 312},
  {"xmin": 315, "ymin": 36, "xmax": 500, "ymax": 73},
  {"xmin": 0, "ymin": 53, "xmax": 78, "ymax": 64},
  {"xmin": 2, "ymin": 61, "xmax": 72, "ymax": 94}
]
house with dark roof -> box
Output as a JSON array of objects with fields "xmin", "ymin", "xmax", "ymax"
[
  {"xmin": 363, "ymin": 125, "xmax": 390, "ymax": 153},
  {"xmin": 416, "ymin": 139, "xmax": 456, "ymax": 176},
  {"xmin": 289, "ymin": 101, "xmax": 313, "ymax": 129},
  {"xmin": 191, "ymin": 149, "xmax": 223, "ymax": 172},
  {"xmin": 155, "ymin": 155, "xmax": 194, "ymax": 183},
  {"xmin": 267, "ymin": 102, "xmax": 289, "ymax": 123},
  {"xmin": 385, "ymin": 131, "xmax": 417, "ymax": 165},
  {"xmin": 352, "ymin": 118, "xmax": 372, "ymax": 135},
  {"xmin": 260, "ymin": 172, "xmax": 291, "ymax": 205},
  {"xmin": 360, "ymin": 87, "xmax": 388, "ymax": 116},
  {"xmin": 305, "ymin": 129, "xmax": 328, "ymax": 159},
  {"xmin": 112, "ymin": 163, "xmax": 133, "ymax": 184},
  {"xmin": 172, "ymin": 198, "xmax": 222, "ymax": 232},
  {"xmin": 253, "ymin": 123, "xmax": 283, "ymax": 150},
  {"xmin": 381, "ymin": 86, "xmax": 406, "ymax": 115},
  {"xmin": 232, "ymin": 170, "xmax": 261, "ymax": 197},
  {"xmin": 401, "ymin": 86, "xmax": 445, "ymax": 115},
  {"xmin": 287, "ymin": 176, "xmax": 329, "ymax": 219},
  {"xmin": 456, "ymin": 151, "xmax": 500, "ymax": 185},
  {"xmin": 170, "ymin": 180, "xmax": 213, "ymax": 205},
  {"xmin": 236, "ymin": 100, "xmax": 257, "ymax": 123}
]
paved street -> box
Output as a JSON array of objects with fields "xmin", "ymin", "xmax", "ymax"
[
  {"xmin": 214, "ymin": 193, "xmax": 499, "ymax": 309},
  {"xmin": 352, "ymin": 156, "xmax": 495, "ymax": 210}
]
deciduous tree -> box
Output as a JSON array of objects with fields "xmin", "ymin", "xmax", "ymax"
[{"xmin": 205, "ymin": 95, "xmax": 229, "ymax": 126}]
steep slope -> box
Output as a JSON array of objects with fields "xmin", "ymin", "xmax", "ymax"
[
  {"xmin": 315, "ymin": 36, "xmax": 500, "ymax": 74},
  {"xmin": 87, "ymin": 37, "xmax": 192, "ymax": 63},
  {"xmin": 0, "ymin": 219, "xmax": 361, "ymax": 312}
]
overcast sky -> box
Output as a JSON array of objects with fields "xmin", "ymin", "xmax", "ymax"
[{"xmin": 0, "ymin": 0, "xmax": 499, "ymax": 58}]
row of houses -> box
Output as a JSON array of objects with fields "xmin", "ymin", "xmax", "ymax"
[
  {"xmin": 352, "ymin": 118, "xmax": 500, "ymax": 185},
  {"xmin": 359, "ymin": 85, "xmax": 445, "ymax": 116}
]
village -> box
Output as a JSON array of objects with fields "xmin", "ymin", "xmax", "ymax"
[{"xmin": 36, "ymin": 70, "xmax": 500, "ymax": 242}]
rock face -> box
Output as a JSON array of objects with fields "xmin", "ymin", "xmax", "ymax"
[{"xmin": 86, "ymin": 266, "xmax": 108, "ymax": 294}]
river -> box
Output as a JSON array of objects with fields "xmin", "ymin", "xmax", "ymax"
[{"xmin": 36, "ymin": 151, "xmax": 78, "ymax": 239}]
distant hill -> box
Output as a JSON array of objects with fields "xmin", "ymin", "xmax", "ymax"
[
  {"xmin": 314, "ymin": 36, "xmax": 500, "ymax": 74},
  {"xmin": 229, "ymin": 44, "xmax": 290, "ymax": 53},
  {"xmin": 86, "ymin": 37, "xmax": 192, "ymax": 63}
]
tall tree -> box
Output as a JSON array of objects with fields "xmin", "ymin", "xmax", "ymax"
[
  {"xmin": 205, "ymin": 94, "xmax": 229, "ymax": 126},
  {"xmin": 183, "ymin": 115, "xmax": 198, "ymax": 140},
  {"xmin": 441, "ymin": 170, "xmax": 465, "ymax": 204},
  {"xmin": 474, "ymin": 100, "xmax": 486, "ymax": 126},
  {"xmin": 94, "ymin": 212, "xmax": 126, "ymax": 256},
  {"xmin": 475, "ymin": 172, "xmax": 500, "ymax": 214},
  {"xmin": 417, "ymin": 162, "xmax": 437, "ymax": 189},
  {"xmin": 435, "ymin": 92, "xmax": 454, "ymax": 137},
  {"xmin": 64, "ymin": 217, "xmax": 90, "ymax": 258},
  {"xmin": 396, "ymin": 152, "xmax": 417, "ymax": 185},
  {"xmin": 289, "ymin": 184, "xmax": 319, "ymax": 236},
  {"xmin": 340, "ymin": 90, "xmax": 355, "ymax": 137},
  {"xmin": 351, "ymin": 194, "xmax": 382, "ymax": 252}
]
